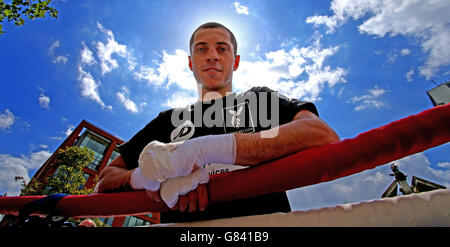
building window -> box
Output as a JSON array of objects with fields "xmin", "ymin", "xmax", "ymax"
[
  {"xmin": 122, "ymin": 216, "xmax": 151, "ymax": 227},
  {"xmin": 107, "ymin": 149, "xmax": 120, "ymax": 165},
  {"xmin": 99, "ymin": 217, "xmax": 114, "ymax": 227},
  {"xmin": 77, "ymin": 131, "xmax": 110, "ymax": 171}
]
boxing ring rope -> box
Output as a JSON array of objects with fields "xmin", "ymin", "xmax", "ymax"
[{"xmin": 0, "ymin": 104, "xmax": 449, "ymax": 219}]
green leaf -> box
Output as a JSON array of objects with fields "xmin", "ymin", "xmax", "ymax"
[
  {"xmin": 16, "ymin": 17, "xmax": 24, "ymax": 25},
  {"xmin": 1, "ymin": 0, "xmax": 59, "ymax": 36},
  {"xmin": 4, "ymin": 8, "xmax": 12, "ymax": 16}
]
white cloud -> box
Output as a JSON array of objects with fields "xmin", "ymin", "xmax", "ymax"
[
  {"xmin": 395, "ymin": 153, "xmax": 450, "ymax": 187},
  {"xmin": 96, "ymin": 22, "xmax": 136, "ymax": 74},
  {"xmin": 386, "ymin": 49, "xmax": 412, "ymax": 65},
  {"xmin": 306, "ymin": 0, "xmax": 450, "ymax": 79},
  {"xmin": 139, "ymin": 102, "xmax": 147, "ymax": 109},
  {"xmin": 76, "ymin": 26, "xmax": 129, "ymax": 111},
  {"xmin": 77, "ymin": 65, "xmax": 112, "ymax": 110},
  {"xmin": 234, "ymin": 1, "xmax": 249, "ymax": 15},
  {"xmin": 287, "ymin": 152, "xmax": 450, "ymax": 211},
  {"xmin": 48, "ymin": 40, "xmax": 60, "ymax": 56},
  {"xmin": 53, "ymin": 55, "xmax": 69, "ymax": 64},
  {"xmin": 75, "ymin": 23, "xmax": 142, "ymax": 112},
  {"xmin": 0, "ymin": 108, "xmax": 15, "ymax": 131},
  {"xmin": 134, "ymin": 66, "xmax": 160, "ymax": 85},
  {"xmin": 134, "ymin": 49, "xmax": 197, "ymax": 91},
  {"xmin": 48, "ymin": 40, "xmax": 69, "ymax": 64},
  {"xmin": 80, "ymin": 42, "xmax": 96, "ymax": 65},
  {"xmin": 405, "ymin": 68, "xmax": 415, "ymax": 82},
  {"xmin": 306, "ymin": 15, "xmax": 340, "ymax": 34},
  {"xmin": 234, "ymin": 37, "xmax": 347, "ymax": 102},
  {"xmin": 348, "ymin": 85, "xmax": 388, "ymax": 111},
  {"xmin": 64, "ymin": 125, "xmax": 74, "ymax": 137},
  {"xmin": 47, "ymin": 125, "xmax": 75, "ymax": 143},
  {"xmin": 117, "ymin": 87, "xmax": 139, "ymax": 113},
  {"xmin": 373, "ymin": 50, "xmax": 383, "ymax": 56},
  {"xmin": 38, "ymin": 92, "xmax": 51, "ymax": 109},
  {"xmin": 386, "ymin": 50, "xmax": 398, "ymax": 64},
  {"xmin": 438, "ymin": 162, "xmax": 450, "ymax": 169},
  {"xmin": 164, "ymin": 91, "xmax": 198, "ymax": 108},
  {"xmin": 401, "ymin": 48, "xmax": 411, "ymax": 56},
  {"xmin": 0, "ymin": 150, "xmax": 52, "ymax": 196}
]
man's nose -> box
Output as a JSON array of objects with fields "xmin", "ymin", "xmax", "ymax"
[{"xmin": 206, "ymin": 48, "xmax": 219, "ymax": 61}]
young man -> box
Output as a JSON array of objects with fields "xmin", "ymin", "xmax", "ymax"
[{"xmin": 95, "ymin": 22, "xmax": 340, "ymax": 223}]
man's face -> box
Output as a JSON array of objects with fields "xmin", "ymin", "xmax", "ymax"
[{"xmin": 189, "ymin": 28, "xmax": 240, "ymax": 95}]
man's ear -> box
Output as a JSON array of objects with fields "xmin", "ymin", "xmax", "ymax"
[
  {"xmin": 233, "ymin": 55, "xmax": 240, "ymax": 71},
  {"xmin": 188, "ymin": 56, "xmax": 193, "ymax": 71}
]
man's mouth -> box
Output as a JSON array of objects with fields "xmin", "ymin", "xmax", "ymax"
[{"xmin": 203, "ymin": 68, "xmax": 222, "ymax": 72}]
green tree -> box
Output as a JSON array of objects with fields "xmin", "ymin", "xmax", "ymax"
[
  {"xmin": 18, "ymin": 146, "xmax": 107, "ymax": 227},
  {"xmin": 45, "ymin": 146, "xmax": 95, "ymax": 195},
  {"xmin": 20, "ymin": 146, "xmax": 95, "ymax": 195},
  {"xmin": 0, "ymin": 0, "xmax": 58, "ymax": 36}
]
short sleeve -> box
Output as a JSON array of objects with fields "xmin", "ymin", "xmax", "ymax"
[
  {"xmin": 118, "ymin": 111, "xmax": 171, "ymax": 170},
  {"xmin": 253, "ymin": 86, "xmax": 319, "ymax": 124}
]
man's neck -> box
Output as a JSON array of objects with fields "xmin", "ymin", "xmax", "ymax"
[{"xmin": 198, "ymin": 85, "xmax": 233, "ymax": 102}]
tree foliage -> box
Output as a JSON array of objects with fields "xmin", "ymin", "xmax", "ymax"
[
  {"xmin": 46, "ymin": 146, "xmax": 96, "ymax": 195},
  {"xmin": 0, "ymin": 0, "xmax": 58, "ymax": 36},
  {"xmin": 17, "ymin": 146, "xmax": 107, "ymax": 227},
  {"xmin": 20, "ymin": 146, "xmax": 95, "ymax": 196}
]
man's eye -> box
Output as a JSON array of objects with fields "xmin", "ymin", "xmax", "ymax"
[
  {"xmin": 196, "ymin": 47, "xmax": 207, "ymax": 52},
  {"xmin": 218, "ymin": 47, "xmax": 228, "ymax": 52}
]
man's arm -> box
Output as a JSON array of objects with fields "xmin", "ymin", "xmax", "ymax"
[
  {"xmin": 96, "ymin": 156, "xmax": 163, "ymax": 199},
  {"xmin": 96, "ymin": 109, "xmax": 338, "ymax": 211},
  {"xmin": 95, "ymin": 155, "xmax": 208, "ymax": 213},
  {"xmin": 95, "ymin": 155, "xmax": 133, "ymax": 193},
  {"xmin": 234, "ymin": 109, "xmax": 340, "ymax": 166}
]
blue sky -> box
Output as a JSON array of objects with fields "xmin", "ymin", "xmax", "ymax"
[{"xmin": 0, "ymin": 0, "xmax": 449, "ymax": 211}]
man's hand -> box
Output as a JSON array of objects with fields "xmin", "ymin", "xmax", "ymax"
[
  {"xmin": 137, "ymin": 134, "xmax": 236, "ymax": 191},
  {"xmin": 145, "ymin": 166, "xmax": 209, "ymax": 213},
  {"xmin": 146, "ymin": 184, "xmax": 208, "ymax": 212},
  {"xmin": 175, "ymin": 183, "xmax": 208, "ymax": 212},
  {"xmin": 159, "ymin": 165, "xmax": 209, "ymax": 209}
]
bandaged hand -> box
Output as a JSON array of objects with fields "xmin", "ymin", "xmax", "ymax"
[
  {"xmin": 135, "ymin": 134, "xmax": 236, "ymax": 191},
  {"xmin": 160, "ymin": 167, "xmax": 209, "ymax": 208}
]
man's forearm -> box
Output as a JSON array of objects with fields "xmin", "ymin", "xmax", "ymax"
[
  {"xmin": 234, "ymin": 111, "xmax": 340, "ymax": 166},
  {"xmin": 95, "ymin": 157, "xmax": 134, "ymax": 193}
]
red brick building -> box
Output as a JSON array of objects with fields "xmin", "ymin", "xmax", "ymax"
[{"xmin": 32, "ymin": 120, "xmax": 160, "ymax": 226}]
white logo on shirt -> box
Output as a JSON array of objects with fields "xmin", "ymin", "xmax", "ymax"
[
  {"xmin": 170, "ymin": 120, "xmax": 195, "ymax": 142},
  {"xmin": 229, "ymin": 105, "xmax": 243, "ymax": 128}
]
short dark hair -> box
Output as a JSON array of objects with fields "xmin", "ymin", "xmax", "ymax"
[{"xmin": 189, "ymin": 22, "xmax": 238, "ymax": 56}]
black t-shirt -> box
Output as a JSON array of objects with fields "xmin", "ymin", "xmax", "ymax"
[{"xmin": 118, "ymin": 86, "xmax": 318, "ymax": 223}]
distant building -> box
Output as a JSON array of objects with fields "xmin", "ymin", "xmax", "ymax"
[
  {"xmin": 382, "ymin": 164, "xmax": 446, "ymax": 198},
  {"xmin": 426, "ymin": 81, "xmax": 450, "ymax": 106},
  {"xmin": 31, "ymin": 120, "xmax": 160, "ymax": 226}
]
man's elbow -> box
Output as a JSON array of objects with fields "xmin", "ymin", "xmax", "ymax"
[
  {"xmin": 310, "ymin": 119, "xmax": 340, "ymax": 147},
  {"xmin": 293, "ymin": 110, "xmax": 340, "ymax": 146},
  {"xmin": 320, "ymin": 127, "xmax": 340, "ymax": 146},
  {"xmin": 324, "ymin": 130, "xmax": 340, "ymax": 144}
]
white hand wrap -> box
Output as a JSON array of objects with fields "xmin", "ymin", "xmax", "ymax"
[
  {"xmin": 130, "ymin": 167, "xmax": 161, "ymax": 191},
  {"xmin": 138, "ymin": 134, "xmax": 235, "ymax": 191},
  {"xmin": 160, "ymin": 167, "xmax": 209, "ymax": 208}
]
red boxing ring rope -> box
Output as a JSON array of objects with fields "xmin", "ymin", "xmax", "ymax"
[{"xmin": 1, "ymin": 104, "xmax": 449, "ymax": 218}]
